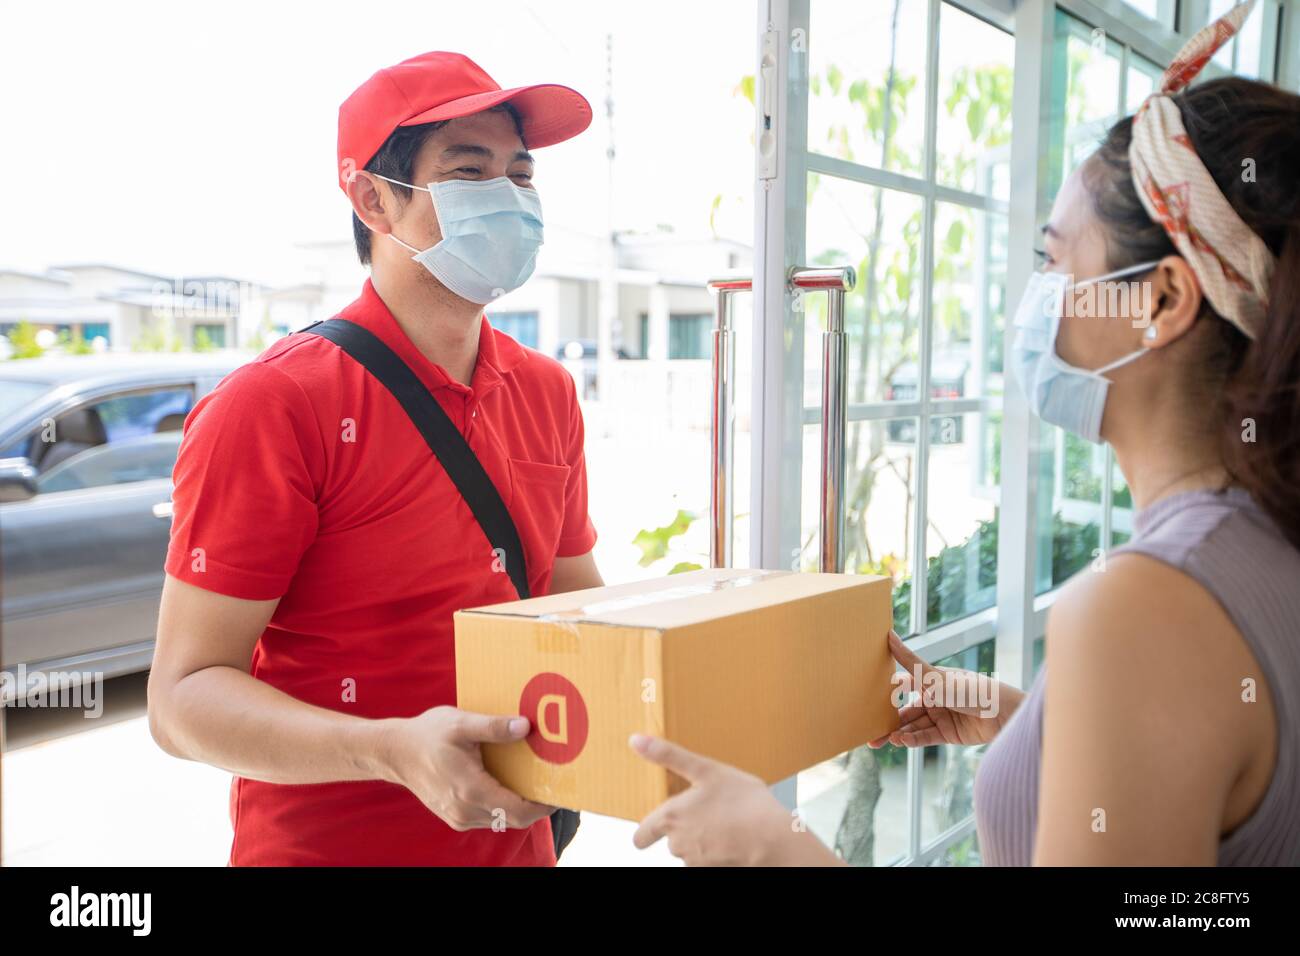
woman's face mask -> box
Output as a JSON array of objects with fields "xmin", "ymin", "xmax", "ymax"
[{"xmin": 1009, "ymin": 260, "xmax": 1159, "ymax": 444}]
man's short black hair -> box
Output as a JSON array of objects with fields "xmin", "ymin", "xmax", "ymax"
[{"xmin": 351, "ymin": 102, "xmax": 525, "ymax": 265}]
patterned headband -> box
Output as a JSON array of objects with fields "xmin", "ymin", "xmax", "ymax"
[{"xmin": 1128, "ymin": 0, "xmax": 1274, "ymax": 339}]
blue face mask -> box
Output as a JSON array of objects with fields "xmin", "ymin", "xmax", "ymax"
[
  {"xmin": 372, "ymin": 174, "xmax": 544, "ymax": 305},
  {"xmin": 1009, "ymin": 261, "xmax": 1159, "ymax": 444}
]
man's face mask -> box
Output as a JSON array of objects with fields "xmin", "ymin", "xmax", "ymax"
[
  {"xmin": 371, "ymin": 173, "xmax": 544, "ymax": 305},
  {"xmin": 1009, "ymin": 260, "xmax": 1159, "ymax": 444}
]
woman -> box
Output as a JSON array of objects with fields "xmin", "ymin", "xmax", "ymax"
[{"xmin": 630, "ymin": 4, "xmax": 1300, "ymax": 866}]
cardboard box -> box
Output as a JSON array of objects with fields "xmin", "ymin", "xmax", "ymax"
[{"xmin": 454, "ymin": 567, "xmax": 898, "ymax": 822}]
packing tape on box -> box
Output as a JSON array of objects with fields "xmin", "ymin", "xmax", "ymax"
[{"xmin": 537, "ymin": 569, "xmax": 791, "ymax": 627}]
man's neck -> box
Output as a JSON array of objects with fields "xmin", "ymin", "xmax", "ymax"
[{"xmin": 372, "ymin": 269, "xmax": 483, "ymax": 386}]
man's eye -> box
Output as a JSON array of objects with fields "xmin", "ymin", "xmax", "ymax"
[
  {"xmin": 1034, "ymin": 247, "xmax": 1054, "ymax": 266},
  {"xmin": 456, "ymin": 167, "xmax": 481, "ymax": 176}
]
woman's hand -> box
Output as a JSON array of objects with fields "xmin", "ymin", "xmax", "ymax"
[
  {"xmin": 869, "ymin": 631, "xmax": 1024, "ymax": 749},
  {"xmin": 629, "ymin": 734, "xmax": 843, "ymax": 866}
]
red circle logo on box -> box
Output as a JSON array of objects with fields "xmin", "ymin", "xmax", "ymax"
[{"xmin": 519, "ymin": 672, "xmax": 588, "ymax": 764}]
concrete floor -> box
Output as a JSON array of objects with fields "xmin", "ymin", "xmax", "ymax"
[
  {"xmin": 1, "ymin": 670, "xmax": 942, "ymax": 867},
  {"xmin": 1, "ymin": 672, "xmax": 680, "ymax": 867}
]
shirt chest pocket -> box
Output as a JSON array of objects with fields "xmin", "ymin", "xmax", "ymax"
[{"xmin": 506, "ymin": 457, "xmax": 571, "ymax": 581}]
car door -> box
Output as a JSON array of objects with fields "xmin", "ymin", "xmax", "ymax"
[{"xmin": 0, "ymin": 383, "xmax": 194, "ymax": 674}]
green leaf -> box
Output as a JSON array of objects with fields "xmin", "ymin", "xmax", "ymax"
[
  {"xmin": 944, "ymin": 219, "xmax": 966, "ymax": 255},
  {"xmin": 631, "ymin": 510, "xmax": 698, "ymax": 568},
  {"xmin": 966, "ymin": 101, "xmax": 986, "ymax": 142},
  {"xmin": 738, "ymin": 74, "xmax": 756, "ymax": 104}
]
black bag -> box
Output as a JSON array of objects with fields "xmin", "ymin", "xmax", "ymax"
[{"xmin": 302, "ymin": 317, "xmax": 581, "ymax": 862}]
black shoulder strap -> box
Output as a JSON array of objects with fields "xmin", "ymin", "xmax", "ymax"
[
  {"xmin": 301, "ymin": 317, "xmax": 580, "ymax": 862},
  {"xmin": 301, "ymin": 317, "xmax": 531, "ymax": 600}
]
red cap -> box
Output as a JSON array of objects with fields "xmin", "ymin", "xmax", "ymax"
[{"xmin": 337, "ymin": 51, "xmax": 592, "ymax": 191}]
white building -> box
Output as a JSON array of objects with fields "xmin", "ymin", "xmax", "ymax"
[
  {"xmin": 260, "ymin": 227, "xmax": 752, "ymax": 363},
  {"xmin": 0, "ymin": 265, "xmax": 262, "ymax": 353},
  {"xmin": 0, "ymin": 231, "xmax": 752, "ymax": 386}
]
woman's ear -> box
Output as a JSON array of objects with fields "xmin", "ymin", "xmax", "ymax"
[
  {"xmin": 346, "ymin": 171, "xmax": 394, "ymax": 236},
  {"xmin": 1141, "ymin": 255, "xmax": 1203, "ymax": 348}
]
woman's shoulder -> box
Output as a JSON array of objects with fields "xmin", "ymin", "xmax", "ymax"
[
  {"xmin": 1049, "ymin": 547, "xmax": 1269, "ymax": 757},
  {"xmin": 1048, "ymin": 550, "xmax": 1231, "ymax": 664},
  {"xmin": 1047, "ymin": 549, "xmax": 1268, "ymax": 754}
]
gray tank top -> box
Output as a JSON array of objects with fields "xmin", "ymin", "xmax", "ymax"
[{"xmin": 974, "ymin": 486, "xmax": 1300, "ymax": 866}]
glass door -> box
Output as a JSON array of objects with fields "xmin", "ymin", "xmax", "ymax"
[
  {"xmin": 746, "ymin": 0, "xmax": 1296, "ymax": 866},
  {"xmin": 750, "ymin": 0, "xmax": 1014, "ymax": 866}
]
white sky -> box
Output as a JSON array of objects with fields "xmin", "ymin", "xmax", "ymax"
[{"xmin": 0, "ymin": 0, "xmax": 757, "ymax": 286}]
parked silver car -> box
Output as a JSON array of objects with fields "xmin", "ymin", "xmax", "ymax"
[{"xmin": 0, "ymin": 353, "xmax": 245, "ymax": 699}]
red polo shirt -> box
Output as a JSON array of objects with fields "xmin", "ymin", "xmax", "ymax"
[{"xmin": 164, "ymin": 278, "xmax": 597, "ymax": 866}]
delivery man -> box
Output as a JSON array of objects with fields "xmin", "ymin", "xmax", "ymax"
[{"xmin": 147, "ymin": 51, "xmax": 603, "ymax": 866}]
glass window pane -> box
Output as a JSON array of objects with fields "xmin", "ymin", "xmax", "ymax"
[
  {"xmin": 799, "ymin": 741, "xmax": 910, "ymax": 866},
  {"xmin": 489, "ymin": 310, "xmax": 540, "ymax": 349},
  {"xmin": 928, "ymin": 831, "xmax": 982, "ymax": 865},
  {"xmin": 1051, "ymin": 11, "xmax": 1123, "ymax": 196},
  {"xmin": 1234, "ymin": 0, "xmax": 1268, "ymax": 78},
  {"xmin": 1035, "ymin": 423, "xmax": 1105, "ymax": 593},
  {"xmin": 1126, "ymin": 54, "xmax": 1162, "ymax": 113},
  {"xmin": 921, "ymin": 639, "xmax": 994, "ymax": 847},
  {"xmin": 1210, "ymin": 0, "xmax": 1237, "ymax": 71},
  {"xmin": 1123, "ymin": 0, "xmax": 1162, "ymax": 21},
  {"xmin": 805, "ymin": 176, "xmax": 924, "ymax": 406},
  {"xmin": 1036, "ymin": 10, "xmax": 1119, "ymax": 595},
  {"xmin": 803, "ymin": 419, "xmax": 915, "ymax": 635},
  {"xmin": 667, "ymin": 313, "xmax": 711, "ymax": 359},
  {"xmin": 808, "ymin": 0, "xmax": 929, "ymax": 177},
  {"xmin": 1111, "ymin": 453, "xmax": 1133, "ymax": 547},
  {"xmin": 931, "ymin": 203, "xmax": 1007, "ymax": 399},
  {"xmin": 935, "ymin": 3, "xmax": 1015, "ymax": 199},
  {"xmin": 926, "ymin": 411, "xmax": 999, "ymax": 628},
  {"xmin": 797, "ymin": 424, "xmax": 917, "ymax": 865}
]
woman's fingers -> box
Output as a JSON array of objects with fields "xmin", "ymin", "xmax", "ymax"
[
  {"xmin": 629, "ymin": 733, "xmax": 715, "ymax": 784},
  {"xmin": 889, "ymin": 630, "xmax": 933, "ymax": 675},
  {"xmin": 869, "ymin": 703, "xmax": 936, "ymax": 748},
  {"xmin": 895, "ymin": 714, "xmax": 937, "ymax": 736},
  {"xmin": 632, "ymin": 793, "xmax": 684, "ymax": 850},
  {"xmin": 891, "ymin": 726, "xmax": 948, "ymax": 747},
  {"xmin": 896, "ymin": 704, "xmax": 930, "ymax": 725}
]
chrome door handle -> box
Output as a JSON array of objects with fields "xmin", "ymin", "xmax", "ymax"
[
  {"xmin": 707, "ymin": 267, "xmax": 855, "ymax": 573},
  {"xmin": 706, "ymin": 277, "xmax": 750, "ymax": 569},
  {"xmin": 790, "ymin": 266, "xmax": 857, "ymax": 574},
  {"xmin": 152, "ymin": 500, "xmax": 173, "ymax": 519}
]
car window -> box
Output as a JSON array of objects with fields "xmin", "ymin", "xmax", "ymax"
[
  {"xmin": 25, "ymin": 385, "xmax": 193, "ymax": 493},
  {"xmin": 93, "ymin": 389, "xmax": 193, "ymax": 442},
  {"xmin": 36, "ymin": 431, "xmax": 184, "ymax": 494},
  {"xmin": 0, "ymin": 434, "xmax": 34, "ymax": 459}
]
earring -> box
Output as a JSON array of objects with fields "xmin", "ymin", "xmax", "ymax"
[{"xmin": 1144, "ymin": 326, "xmax": 1158, "ymax": 341}]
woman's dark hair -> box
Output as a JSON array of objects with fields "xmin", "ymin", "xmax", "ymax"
[
  {"xmin": 351, "ymin": 102, "xmax": 525, "ymax": 265},
  {"xmin": 1084, "ymin": 76, "xmax": 1300, "ymax": 551}
]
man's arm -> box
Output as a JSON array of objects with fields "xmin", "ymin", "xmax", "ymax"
[
  {"xmin": 148, "ymin": 574, "xmax": 553, "ymax": 830},
  {"xmin": 549, "ymin": 550, "xmax": 603, "ymax": 595},
  {"xmin": 149, "ymin": 574, "xmax": 389, "ymax": 783}
]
